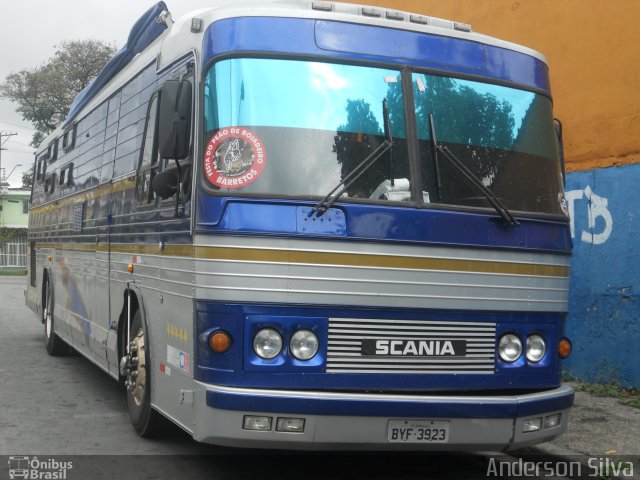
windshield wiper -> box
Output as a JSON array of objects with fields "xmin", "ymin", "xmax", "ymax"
[
  {"xmin": 313, "ymin": 99, "xmax": 395, "ymax": 216},
  {"xmin": 428, "ymin": 112, "xmax": 519, "ymax": 227}
]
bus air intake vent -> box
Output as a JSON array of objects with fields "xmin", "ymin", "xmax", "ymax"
[{"xmin": 327, "ymin": 318, "xmax": 496, "ymax": 374}]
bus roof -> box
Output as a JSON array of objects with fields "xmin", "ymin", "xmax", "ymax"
[{"xmin": 39, "ymin": 0, "xmax": 548, "ymax": 152}]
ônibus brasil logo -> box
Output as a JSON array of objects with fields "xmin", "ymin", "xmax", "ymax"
[{"xmin": 7, "ymin": 456, "xmax": 72, "ymax": 479}]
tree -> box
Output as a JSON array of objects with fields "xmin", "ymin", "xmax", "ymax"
[
  {"xmin": 21, "ymin": 169, "xmax": 33, "ymax": 190},
  {"xmin": 332, "ymin": 99, "xmax": 383, "ymax": 198},
  {"xmin": 0, "ymin": 227, "xmax": 16, "ymax": 249},
  {"xmin": 411, "ymin": 76, "xmax": 516, "ymax": 202},
  {"xmin": 0, "ymin": 40, "xmax": 116, "ymax": 147}
]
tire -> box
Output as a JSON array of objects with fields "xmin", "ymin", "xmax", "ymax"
[
  {"xmin": 43, "ymin": 276, "xmax": 68, "ymax": 356},
  {"xmin": 126, "ymin": 309, "xmax": 167, "ymax": 437}
]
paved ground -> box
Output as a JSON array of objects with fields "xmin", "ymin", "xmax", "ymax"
[
  {"xmin": 4, "ymin": 274, "xmax": 631, "ymax": 479},
  {"xmin": 542, "ymin": 387, "xmax": 640, "ymax": 456}
]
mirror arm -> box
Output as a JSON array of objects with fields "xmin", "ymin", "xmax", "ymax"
[
  {"xmin": 172, "ymin": 78, "xmax": 186, "ymax": 218},
  {"xmin": 173, "ymin": 158, "xmax": 182, "ymax": 218},
  {"xmin": 554, "ymin": 117, "xmax": 566, "ymax": 187}
]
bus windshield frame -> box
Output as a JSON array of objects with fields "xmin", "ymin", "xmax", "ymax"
[{"xmin": 201, "ymin": 56, "xmax": 566, "ymax": 218}]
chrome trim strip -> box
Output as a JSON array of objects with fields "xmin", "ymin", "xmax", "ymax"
[
  {"xmin": 329, "ymin": 329, "xmax": 494, "ymax": 337},
  {"xmin": 326, "ymin": 358, "xmax": 493, "ymax": 364},
  {"xmin": 328, "ymin": 334, "xmax": 495, "ymax": 340},
  {"xmin": 326, "ymin": 369, "xmax": 494, "ymax": 374},
  {"xmin": 330, "ymin": 318, "xmax": 496, "ymax": 327},
  {"xmin": 203, "ymin": 383, "xmax": 574, "ymax": 405},
  {"xmin": 196, "ymin": 269, "xmax": 568, "ymax": 286},
  {"xmin": 329, "ymin": 324, "xmax": 495, "ymax": 331}
]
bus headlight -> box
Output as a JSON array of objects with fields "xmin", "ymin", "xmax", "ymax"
[
  {"xmin": 526, "ymin": 334, "xmax": 546, "ymax": 363},
  {"xmin": 498, "ymin": 334, "xmax": 522, "ymax": 362},
  {"xmin": 253, "ymin": 328, "xmax": 283, "ymax": 359},
  {"xmin": 290, "ymin": 330, "xmax": 319, "ymax": 360}
]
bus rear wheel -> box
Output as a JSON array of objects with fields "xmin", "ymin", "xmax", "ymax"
[
  {"xmin": 125, "ymin": 310, "xmax": 167, "ymax": 437},
  {"xmin": 43, "ymin": 277, "xmax": 67, "ymax": 356}
]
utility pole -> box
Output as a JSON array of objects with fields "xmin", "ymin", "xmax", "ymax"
[{"xmin": 0, "ymin": 132, "xmax": 18, "ymax": 184}]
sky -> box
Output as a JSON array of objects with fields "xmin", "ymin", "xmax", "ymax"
[{"xmin": 0, "ymin": 0, "xmax": 211, "ymax": 187}]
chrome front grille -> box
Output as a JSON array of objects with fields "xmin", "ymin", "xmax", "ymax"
[{"xmin": 326, "ymin": 318, "xmax": 496, "ymax": 374}]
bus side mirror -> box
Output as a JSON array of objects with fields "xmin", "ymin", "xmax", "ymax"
[
  {"xmin": 158, "ymin": 79, "xmax": 192, "ymax": 160},
  {"xmin": 554, "ymin": 118, "xmax": 566, "ymax": 186}
]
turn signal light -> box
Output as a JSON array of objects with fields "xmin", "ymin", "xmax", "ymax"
[
  {"xmin": 558, "ymin": 338, "xmax": 572, "ymax": 359},
  {"xmin": 209, "ymin": 331, "xmax": 232, "ymax": 353}
]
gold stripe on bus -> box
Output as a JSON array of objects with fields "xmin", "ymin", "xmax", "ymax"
[
  {"xmin": 194, "ymin": 246, "xmax": 569, "ymax": 277},
  {"xmin": 35, "ymin": 243, "xmax": 568, "ymax": 277},
  {"xmin": 29, "ymin": 176, "xmax": 136, "ymax": 214}
]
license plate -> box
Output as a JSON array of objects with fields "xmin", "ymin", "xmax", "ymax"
[{"xmin": 387, "ymin": 420, "xmax": 450, "ymax": 443}]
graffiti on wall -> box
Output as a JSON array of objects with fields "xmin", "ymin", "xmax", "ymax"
[
  {"xmin": 564, "ymin": 165, "xmax": 640, "ymax": 387},
  {"xmin": 566, "ymin": 185, "xmax": 613, "ymax": 245}
]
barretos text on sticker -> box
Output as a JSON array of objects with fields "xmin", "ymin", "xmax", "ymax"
[{"xmin": 204, "ymin": 127, "xmax": 266, "ymax": 188}]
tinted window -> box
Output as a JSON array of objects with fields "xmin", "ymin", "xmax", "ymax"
[
  {"xmin": 413, "ymin": 73, "xmax": 563, "ymax": 214},
  {"xmin": 204, "ymin": 58, "xmax": 411, "ymax": 202}
]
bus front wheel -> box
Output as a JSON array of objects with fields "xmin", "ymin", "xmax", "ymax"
[{"xmin": 125, "ymin": 310, "xmax": 167, "ymax": 437}]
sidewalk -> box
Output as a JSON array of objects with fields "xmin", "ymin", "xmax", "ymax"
[{"xmin": 530, "ymin": 381, "xmax": 640, "ymax": 457}]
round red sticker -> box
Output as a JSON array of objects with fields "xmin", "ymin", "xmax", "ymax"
[{"xmin": 203, "ymin": 127, "xmax": 266, "ymax": 189}]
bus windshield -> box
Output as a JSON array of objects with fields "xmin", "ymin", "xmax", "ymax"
[{"xmin": 203, "ymin": 58, "xmax": 564, "ymax": 215}]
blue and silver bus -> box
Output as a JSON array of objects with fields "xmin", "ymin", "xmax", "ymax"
[{"xmin": 26, "ymin": 0, "xmax": 573, "ymax": 450}]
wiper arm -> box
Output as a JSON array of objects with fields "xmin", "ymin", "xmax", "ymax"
[
  {"xmin": 313, "ymin": 99, "xmax": 394, "ymax": 216},
  {"xmin": 428, "ymin": 113, "xmax": 519, "ymax": 227}
]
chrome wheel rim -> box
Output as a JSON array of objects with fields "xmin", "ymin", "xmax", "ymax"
[
  {"xmin": 130, "ymin": 327, "xmax": 146, "ymax": 407},
  {"xmin": 44, "ymin": 285, "xmax": 52, "ymax": 339}
]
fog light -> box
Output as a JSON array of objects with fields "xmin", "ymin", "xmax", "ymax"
[
  {"xmin": 290, "ymin": 330, "xmax": 319, "ymax": 360},
  {"xmin": 526, "ymin": 334, "xmax": 546, "ymax": 363},
  {"xmin": 276, "ymin": 417, "xmax": 305, "ymax": 433},
  {"xmin": 544, "ymin": 413, "xmax": 561, "ymax": 429},
  {"xmin": 523, "ymin": 417, "xmax": 542, "ymax": 432},
  {"xmin": 498, "ymin": 334, "xmax": 523, "ymax": 362},
  {"xmin": 243, "ymin": 415, "xmax": 272, "ymax": 431},
  {"xmin": 253, "ymin": 328, "xmax": 282, "ymax": 359}
]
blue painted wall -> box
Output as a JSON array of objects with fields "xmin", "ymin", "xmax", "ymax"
[{"xmin": 564, "ymin": 164, "xmax": 640, "ymax": 387}]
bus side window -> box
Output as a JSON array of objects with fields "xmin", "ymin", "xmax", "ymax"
[
  {"xmin": 44, "ymin": 174, "xmax": 56, "ymax": 195},
  {"xmin": 137, "ymin": 94, "xmax": 160, "ymax": 205},
  {"xmin": 36, "ymin": 155, "xmax": 47, "ymax": 182}
]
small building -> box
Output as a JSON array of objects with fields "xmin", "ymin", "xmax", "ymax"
[{"xmin": 0, "ymin": 187, "xmax": 30, "ymax": 268}]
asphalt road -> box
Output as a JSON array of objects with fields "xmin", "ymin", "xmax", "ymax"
[{"xmin": 0, "ymin": 276, "xmax": 566, "ymax": 480}]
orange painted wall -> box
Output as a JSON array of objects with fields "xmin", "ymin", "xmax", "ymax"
[{"xmin": 349, "ymin": 0, "xmax": 640, "ymax": 172}]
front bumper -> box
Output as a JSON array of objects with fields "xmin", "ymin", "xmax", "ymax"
[{"xmin": 192, "ymin": 383, "xmax": 573, "ymax": 450}]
